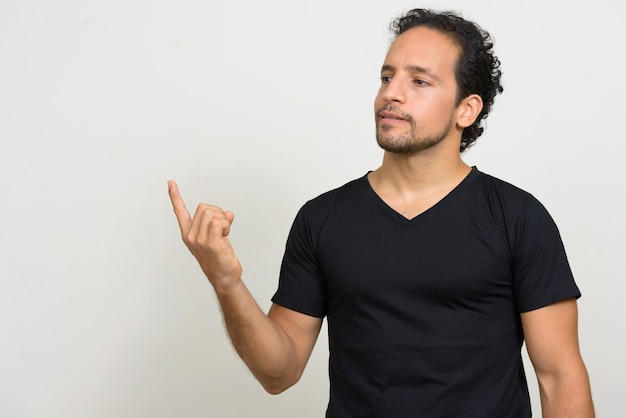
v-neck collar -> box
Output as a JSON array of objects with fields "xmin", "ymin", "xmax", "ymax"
[{"xmin": 361, "ymin": 166, "xmax": 479, "ymax": 228}]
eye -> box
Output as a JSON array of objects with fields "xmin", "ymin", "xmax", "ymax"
[
  {"xmin": 414, "ymin": 79, "xmax": 430, "ymax": 86},
  {"xmin": 380, "ymin": 75, "xmax": 392, "ymax": 84}
]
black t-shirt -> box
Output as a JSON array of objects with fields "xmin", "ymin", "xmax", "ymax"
[{"xmin": 272, "ymin": 167, "xmax": 581, "ymax": 418}]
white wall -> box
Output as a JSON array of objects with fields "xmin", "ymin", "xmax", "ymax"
[{"xmin": 1, "ymin": 0, "xmax": 623, "ymax": 416}]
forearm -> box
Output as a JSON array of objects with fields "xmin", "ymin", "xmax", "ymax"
[
  {"xmin": 215, "ymin": 279, "xmax": 299, "ymax": 394},
  {"xmin": 167, "ymin": 185, "xmax": 307, "ymax": 393},
  {"xmin": 537, "ymin": 365, "xmax": 595, "ymax": 418}
]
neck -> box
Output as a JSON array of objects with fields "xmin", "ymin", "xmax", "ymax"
[
  {"xmin": 371, "ymin": 145, "xmax": 470, "ymax": 192},
  {"xmin": 367, "ymin": 145, "xmax": 471, "ymax": 220}
]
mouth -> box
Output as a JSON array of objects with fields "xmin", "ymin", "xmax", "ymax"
[{"xmin": 378, "ymin": 109, "xmax": 409, "ymax": 124}]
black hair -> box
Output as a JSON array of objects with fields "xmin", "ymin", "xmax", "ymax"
[{"xmin": 391, "ymin": 9, "xmax": 503, "ymax": 151}]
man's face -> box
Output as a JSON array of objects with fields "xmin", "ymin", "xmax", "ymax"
[{"xmin": 374, "ymin": 26, "xmax": 462, "ymax": 154}]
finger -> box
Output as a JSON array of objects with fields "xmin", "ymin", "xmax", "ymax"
[
  {"xmin": 167, "ymin": 180, "xmax": 192, "ymax": 233},
  {"xmin": 222, "ymin": 210, "xmax": 235, "ymax": 236},
  {"xmin": 201, "ymin": 209, "xmax": 235, "ymax": 238},
  {"xmin": 194, "ymin": 205, "xmax": 230, "ymax": 243},
  {"xmin": 209, "ymin": 217, "xmax": 234, "ymax": 242}
]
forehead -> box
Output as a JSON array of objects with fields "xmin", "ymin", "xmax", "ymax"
[{"xmin": 384, "ymin": 26, "xmax": 460, "ymax": 76}]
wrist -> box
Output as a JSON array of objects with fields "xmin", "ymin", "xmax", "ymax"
[{"xmin": 212, "ymin": 275, "xmax": 245, "ymax": 297}]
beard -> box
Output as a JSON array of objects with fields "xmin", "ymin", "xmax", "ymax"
[{"xmin": 375, "ymin": 106, "xmax": 454, "ymax": 154}]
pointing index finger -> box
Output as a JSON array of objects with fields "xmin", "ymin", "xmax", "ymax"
[{"xmin": 168, "ymin": 180, "xmax": 192, "ymax": 233}]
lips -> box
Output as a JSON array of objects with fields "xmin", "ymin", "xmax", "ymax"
[
  {"xmin": 379, "ymin": 110, "xmax": 407, "ymax": 121},
  {"xmin": 377, "ymin": 109, "xmax": 410, "ymax": 124}
]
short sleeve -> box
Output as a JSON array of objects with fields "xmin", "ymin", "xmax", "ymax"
[
  {"xmin": 511, "ymin": 197, "xmax": 581, "ymax": 312},
  {"xmin": 271, "ymin": 205, "xmax": 328, "ymax": 318}
]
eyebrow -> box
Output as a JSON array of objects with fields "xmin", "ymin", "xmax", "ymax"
[{"xmin": 381, "ymin": 64, "xmax": 441, "ymax": 82}]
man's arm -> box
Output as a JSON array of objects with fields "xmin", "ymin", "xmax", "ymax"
[
  {"xmin": 521, "ymin": 298, "xmax": 594, "ymax": 417},
  {"xmin": 168, "ymin": 181, "xmax": 322, "ymax": 394}
]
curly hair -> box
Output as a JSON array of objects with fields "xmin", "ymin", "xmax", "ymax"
[{"xmin": 390, "ymin": 9, "xmax": 503, "ymax": 152}]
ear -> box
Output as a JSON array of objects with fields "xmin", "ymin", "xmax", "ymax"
[{"xmin": 456, "ymin": 94, "xmax": 483, "ymax": 129}]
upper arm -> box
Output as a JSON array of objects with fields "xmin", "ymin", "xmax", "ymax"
[
  {"xmin": 521, "ymin": 298, "xmax": 594, "ymax": 417},
  {"xmin": 521, "ymin": 298, "xmax": 584, "ymax": 375},
  {"xmin": 268, "ymin": 303, "xmax": 323, "ymax": 379}
]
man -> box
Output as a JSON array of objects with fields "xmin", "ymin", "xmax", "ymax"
[{"xmin": 168, "ymin": 8, "xmax": 594, "ymax": 417}]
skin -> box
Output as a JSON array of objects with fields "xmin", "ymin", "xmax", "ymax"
[
  {"xmin": 369, "ymin": 26, "xmax": 482, "ymax": 219},
  {"xmin": 169, "ymin": 25, "xmax": 594, "ymax": 416},
  {"xmin": 522, "ymin": 300, "xmax": 595, "ymax": 417},
  {"xmin": 375, "ymin": 27, "xmax": 460, "ymax": 156},
  {"xmin": 168, "ymin": 182, "xmax": 322, "ymax": 394}
]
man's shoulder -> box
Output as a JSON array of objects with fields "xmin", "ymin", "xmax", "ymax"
[
  {"xmin": 288, "ymin": 174, "xmax": 372, "ymax": 231},
  {"xmin": 471, "ymin": 168, "xmax": 554, "ymax": 223},
  {"xmin": 302, "ymin": 173, "xmax": 370, "ymax": 209},
  {"xmin": 473, "ymin": 168, "xmax": 536, "ymax": 203}
]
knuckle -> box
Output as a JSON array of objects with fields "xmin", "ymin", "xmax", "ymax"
[
  {"xmin": 197, "ymin": 203, "xmax": 222, "ymax": 212},
  {"xmin": 182, "ymin": 232, "xmax": 194, "ymax": 245},
  {"xmin": 196, "ymin": 203, "xmax": 209, "ymax": 213},
  {"xmin": 209, "ymin": 217, "xmax": 223, "ymax": 226}
]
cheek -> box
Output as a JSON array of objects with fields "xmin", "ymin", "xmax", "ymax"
[{"xmin": 374, "ymin": 91, "xmax": 384, "ymax": 110}]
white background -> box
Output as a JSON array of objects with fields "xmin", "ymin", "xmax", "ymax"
[{"xmin": 1, "ymin": 0, "xmax": 623, "ymax": 416}]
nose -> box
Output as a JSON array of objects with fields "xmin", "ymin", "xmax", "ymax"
[{"xmin": 381, "ymin": 77, "xmax": 406, "ymax": 103}]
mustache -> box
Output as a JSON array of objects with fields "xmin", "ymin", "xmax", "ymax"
[{"xmin": 376, "ymin": 105, "xmax": 414, "ymax": 122}]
